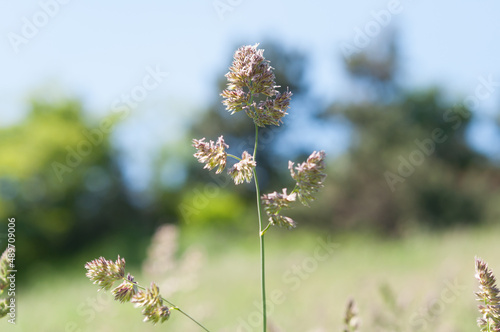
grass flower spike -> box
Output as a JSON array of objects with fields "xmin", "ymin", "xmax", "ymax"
[
  {"xmin": 0, "ymin": 248, "xmax": 12, "ymax": 319},
  {"xmin": 131, "ymin": 282, "xmax": 171, "ymax": 324},
  {"xmin": 261, "ymin": 189, "xmax": 297, "ymax": 229},
  {"xmin": 228, "ymin": 151, "xmax": 257, "ymax": 185},
  {"xmin": 85, "ymin": 256, "xmax": 211, "ymax": 330},
  {"xmin": 85, "ymin": 256, "xmax": 125, "ymax": 291},
  {"xmin": 289, "ymin": 150, "xmax": 327, "ymax": 206},
  {"xmin": 0, "ymin": 299, "xmax": 8, "ymax": 319},
  {"xmin": 344, "ymin": 298, "xmax": 360, "ymax": 332},
  {"xmin": 0, "ymin": 248, "xmax": 10, "ymax": 294},
  {"xmin": 112, "ymin": 273, "xmax": 138, "ymax": 303},
  {"xmin": 221, "ymin": 43, "xmax": 292, "ymax": 127},
  {"xmin": 475, "ymin": 257, "xmax": 500, "ymax": 331},
  {"xmin": 193, "ymin": 136, "xmax": 228, "ymax": 174},
  {"xmin": 223, "ymin": 44, "xmax": 276, "ymax": 97}
]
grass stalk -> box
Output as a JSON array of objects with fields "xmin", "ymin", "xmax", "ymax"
[{"xmin": 253, "ymin": 124, "xmax": 267, "ymax": 332}]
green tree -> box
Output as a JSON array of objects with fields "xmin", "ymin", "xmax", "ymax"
[
  {"xmin": 319, "ymin": 32, "xmax": 494, "ymax": 233},
  {"xmin": 0, "ymin": 98, "xmax": 153, "ymax": 267}
]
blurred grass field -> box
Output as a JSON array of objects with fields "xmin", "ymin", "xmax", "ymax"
[{"xmin": 4, "ymin": 225, "xmax": 500, "ymax": 332}]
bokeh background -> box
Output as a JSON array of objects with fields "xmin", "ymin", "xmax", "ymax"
[{"xmin": 1, "ymin": 1, "xmax": 500, "ymax": 331}]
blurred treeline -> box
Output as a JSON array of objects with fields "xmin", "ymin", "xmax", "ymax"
[{"xmin": 1, "ymin": 35, "xmax": 500, "ymax": 267}]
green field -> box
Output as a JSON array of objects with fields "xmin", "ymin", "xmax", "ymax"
[{"xmin": 3, "ymin": 225, "xmax": 499, "ymax": 332}]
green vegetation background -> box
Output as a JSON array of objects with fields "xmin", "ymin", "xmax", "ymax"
[
  {"xmin": 1, "ymin": 37, "xmax": 500, "ymax": 330},
  {"xmin": 3, "ymin": 226, "xmax": 499, "ymax": 331}
]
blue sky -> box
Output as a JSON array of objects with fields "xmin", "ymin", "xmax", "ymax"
[{"xmin": 1, "ymin": 0, "xmax": 500, "ymax": 189}]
